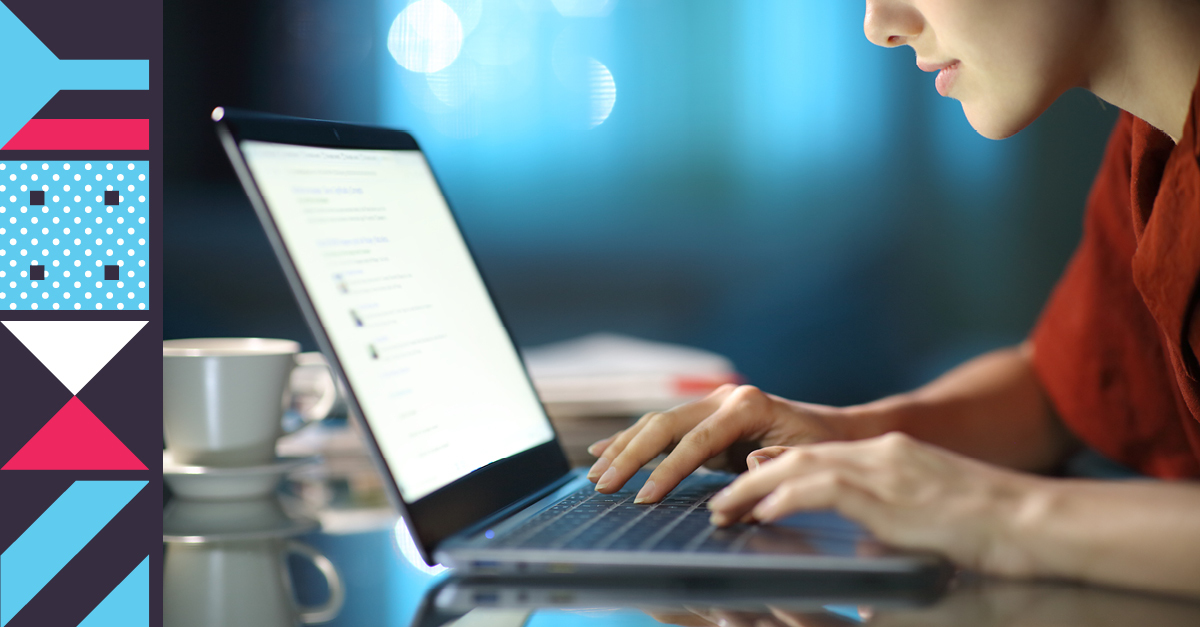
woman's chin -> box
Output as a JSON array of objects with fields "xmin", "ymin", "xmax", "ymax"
[
  {"xmin": 960, "ymin": 98, "xmax": 1046, "ymax": 139},
  {"xmin": 961, "ymin": 103, "xmax": 1032, "ymax": 141}
]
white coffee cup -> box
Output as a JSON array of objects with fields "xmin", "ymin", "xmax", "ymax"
[
  {"xmin": 164, "ymin": 538, "xmax": 344, "ymax": 627},
  {"xmin": 163, "ymin": 338, "xmax": 334, "ymax": 467}
]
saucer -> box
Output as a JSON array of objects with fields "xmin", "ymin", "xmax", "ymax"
[
  {"xmin": 163, "ymin": 496, "xmax": 319, "ymax": 543},
  {"xmin": 163, "ymin": 451, "xmax": 319, "ymax": 500}
]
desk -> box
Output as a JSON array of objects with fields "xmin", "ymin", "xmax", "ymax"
[
  {"xmin": 165, "ymin": 419, "xmax": 1178, "ymax": 626},
  {"xmin": 163, "ymin": 508, "xmax": 1200, "ymax": 627}
]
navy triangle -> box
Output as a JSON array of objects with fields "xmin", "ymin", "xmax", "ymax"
[{"xmin": 0, "ymin": 323, "xmax": 71, "ymax": 471}]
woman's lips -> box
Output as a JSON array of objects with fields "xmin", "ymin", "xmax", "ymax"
[{"xmin": 917, "ymin": 60, "xmax": 961, "ymax": 97}]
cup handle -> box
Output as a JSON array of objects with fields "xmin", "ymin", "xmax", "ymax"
[
  {"xmin": 285, "ymin": 539, "xmax": 346, "ymax": 624},
  {"xmin": 296, "ymin": 356, "xmax": 339, "ymax": 424}
]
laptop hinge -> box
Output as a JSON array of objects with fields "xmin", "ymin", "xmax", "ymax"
[{"xmin": 452, "ymin": 470, "xmax": 580, "ymax": 541}]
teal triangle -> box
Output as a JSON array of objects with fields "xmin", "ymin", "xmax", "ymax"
[
  {"xmin": 0, "ymin": 3, "xmax": 59, "ymax": 147},
  {"xmin": 77, "ymin": 556, "xmax": 148, "ymax": 627}
]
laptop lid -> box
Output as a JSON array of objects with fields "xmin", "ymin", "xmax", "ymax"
[{"xmin": 214, "ymin": 108, "xmax": 571, "ymax": 563}]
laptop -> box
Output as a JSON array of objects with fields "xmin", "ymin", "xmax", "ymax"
[{"xmin": 214, "ymin": 108, "xmax": 948, "ymax": 579}]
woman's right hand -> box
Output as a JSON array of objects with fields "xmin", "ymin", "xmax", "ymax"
[{"xmin": 586, "ymin": 384, "xmax": 863, "ymax": 503}]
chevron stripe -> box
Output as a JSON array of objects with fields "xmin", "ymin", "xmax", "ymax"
[
  {"xmin": 77, "ymin": 556, "xmax": 149, "ymax": 627},
  {"xmin": 0, "ymin": 4, "xmax": 149, "ymax": 148},
  {"xmin": 0, "ymin": 481, "xmax": 147, "ymax": 626},
  {"xmin": 1, "ymin": 119, "xmax": 150, "ymax": 150}
]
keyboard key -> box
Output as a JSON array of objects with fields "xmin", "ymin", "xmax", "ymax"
[{"xmin": 492, "ymin": 478, "xmax": 731, "ymax": 552}]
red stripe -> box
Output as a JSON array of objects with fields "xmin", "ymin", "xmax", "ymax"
[{"xmin": 2, "ymin": 119, "xmax": 149, "ymax": 150}]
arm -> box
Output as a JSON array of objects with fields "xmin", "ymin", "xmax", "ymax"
[
  {"xmin": 708, "ymin": 435, "xmax": 1200, "ymax": 598},
  {"xmin": 840, "ymin": 341, "xmax": 1079, "ymax": 472},
  {"xmin": 1014, "ymin": 478, "xmax": 1200, "ymax": 598},
  {"xmin": 589, "ymin": 342, "xmax": 1078, "ymax": 500}
]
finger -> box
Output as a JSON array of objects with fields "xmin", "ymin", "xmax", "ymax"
[
  {"xmin": 751, "ymin": 473, "xmax": 882, "ymax": 527},
  {"xmin": 747, "ymin": 446, "xmax": 790, "ymax": 469},
  {"xmin": 707, "ymin": 470, "xmax": 836, "ymax": 526},
  {"xmin": 587, "ymin": 435, "xmax": 616, "ymax": 458},
  {"xmin": 589, "ymin": 385, "xmax": 739, "ymax": 483},
  {"xmin": 587, "ymin": 420, "xmax": 647, "ymax": 482},
  {"xmin": 706, "ymin": 609, "xmax": 782, "ymax": 627},
  {"xmin": 708, "ymin": 446, "xmax": 874, "ymax": 523},
  {"xmin": 596, "ymin": 412, "xmax": 683, "ymax": 492},
  {"xmin": 643, "ymin": 610, "xmax": 715, "ymax": 626},
  {"xmin": 743, "ymin": 438, "xmax": 887, "ymax": 472},
  {"xmin": 767, "ymin": 607, "xmax": 864, "ymax": 627},
  {"xmin": 592, "ymin": 387, "xmax": 736, "ymax": 493},
  {"xmin": 709, "ymin": 446, "xmax": 840, "ymax": 517},
  {"xmin": 635, "ymin": 386, "xmax": 775, "ymax": 502}
]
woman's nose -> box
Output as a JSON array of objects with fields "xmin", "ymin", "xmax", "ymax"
[{"xmin": 864, "ymin": 0, "xmax": 923, "ymax": 48}]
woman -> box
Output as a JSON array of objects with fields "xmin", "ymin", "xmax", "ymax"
[{"xmin": 587, "ymin": 0, "xmax": 1200, "ymax": 597}]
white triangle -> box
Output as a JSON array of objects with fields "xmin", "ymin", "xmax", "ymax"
[{"xmin": 3, "ymin": 321, "xmax": 148, "ymax": 394}]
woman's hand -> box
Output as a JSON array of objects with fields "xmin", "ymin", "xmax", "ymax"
[
  {"xmin": 708, "ymin": 432, "xmax": 1040, "ymax": 575},
  {"xmin": 587, "ymin": 384, "xmax": 863, "ymax": 503}
]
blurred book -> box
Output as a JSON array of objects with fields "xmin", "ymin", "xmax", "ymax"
[{"xmin": 522, "ymin": 333, "xmax": 742, "ymax": 420}]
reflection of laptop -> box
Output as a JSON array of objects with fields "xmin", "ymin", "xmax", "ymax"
[
  {"xmin": 215, "ymin": 108, "xmax": 948, "ymax": 578},
  {"xmin": 414, "ymin": 574, "xmax": 946, "ymax": 627}
]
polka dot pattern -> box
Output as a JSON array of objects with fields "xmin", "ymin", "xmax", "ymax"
[{"xmin": 0, "ymin": 162, "xmax": 149, "ymax": 310}]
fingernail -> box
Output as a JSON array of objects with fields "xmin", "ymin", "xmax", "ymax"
[
  {"xmin": 595, "ymin": 466, "xmax": 618, "ymax": 491},
  {"xmin": 587, "ymin": 457, "xmax": 610, "ymax": 482},
  {"xmin": 633, "ymin": 480, "xmax": 656, "ymax": 504},
  {"xmin": 587, "ymin": 441, "xmax": 603, "ymax": 457},
  {"xmin": 709, "ymin": 512, "xmax": 728, "ymax": 526},
  {"xmin": 748, "ymin": 455, "xmax": 769, "ymax": 469}
]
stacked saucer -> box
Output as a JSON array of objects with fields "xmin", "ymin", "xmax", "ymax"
[
  {"xmin": 163, "ymin": 450, "xmax": 318, "ymax": 501},
  {"xmin": 163, "ymin": 493, "xmax": 318, "ymax": 543}
]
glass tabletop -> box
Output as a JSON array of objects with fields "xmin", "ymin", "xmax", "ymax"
[
  {"xmin": 164, "ymin": 422, "xmax": 1196, "ymax": 627},
  {"xmin": 163, "ymin": 495, "xmax": 1200, "ymax": 627}
]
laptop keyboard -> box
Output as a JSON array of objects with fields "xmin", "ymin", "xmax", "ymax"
[{"xmin": 490, "ymin": 476, "xmax": 756, "ymax": 553}]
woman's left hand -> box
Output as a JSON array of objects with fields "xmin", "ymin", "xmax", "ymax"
[{"xmin": 707, "ymin": 432, "xmax": 1040, "ymax": 575}]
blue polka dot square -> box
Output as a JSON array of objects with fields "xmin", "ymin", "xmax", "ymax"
[{"xmin": 0, "ymin": 161, "xmax": 149, "ymax": 310}]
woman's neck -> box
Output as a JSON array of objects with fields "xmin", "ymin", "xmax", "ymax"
[{"xmin": 1086, "ymin": 0, "xmax": 1200, "ymax": 142}]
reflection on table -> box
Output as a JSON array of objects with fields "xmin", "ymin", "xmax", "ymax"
[
  {"xmin": 419, "ymin": 576, "xmax": 1200, "ymax": 627},
  {"xmin": 161, "ymin": 492, "xmax": 1200, "ymax": 627},
  {"xmin": 162, "ymin": 415, "xmax": 1200, "ymax": 627}
]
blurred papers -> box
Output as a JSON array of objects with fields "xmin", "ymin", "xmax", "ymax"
[{"xmin": 522, "ymin": 333, "xmax": 741, "ymax": 419}]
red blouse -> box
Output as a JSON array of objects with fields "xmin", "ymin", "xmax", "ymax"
[{"xmin": 1031, "ymin": 76, "xmax": 1200, "ymax": 478}]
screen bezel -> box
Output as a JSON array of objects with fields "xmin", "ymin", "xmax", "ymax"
[{"xmin": 214, "ymin": 108, "xmax": 571, "ymax": 562}]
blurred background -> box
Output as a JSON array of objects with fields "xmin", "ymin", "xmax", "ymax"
[{"xmin": 165, "ymin": 0, "xmax": 1118, "ymax": 406}]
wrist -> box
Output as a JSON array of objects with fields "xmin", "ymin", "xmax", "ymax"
[
  {"xmin": 986, "ymin": 474, "xmax": 1063, "ymax": 578},
  {"xmin": 834, "ymin": 392, "xmax": 923, "ymax": 441}
]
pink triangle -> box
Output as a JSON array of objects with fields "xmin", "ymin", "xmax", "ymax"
[{"xmin": 2, "ymin": 397, "xmax": 148, "ymax": 470}]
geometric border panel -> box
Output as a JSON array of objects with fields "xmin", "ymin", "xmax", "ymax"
[
  {"xmin": 0, "ymin": 161, "xmax": 148, "ymax": 310},
  {"xmin": 0, "ymin": 481, "xmax": 147, "ymax": 626}
]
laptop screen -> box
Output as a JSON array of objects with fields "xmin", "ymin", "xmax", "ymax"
[{"xmin": 238, "ymin": 139, "xmax": 555, "ymax": 502}]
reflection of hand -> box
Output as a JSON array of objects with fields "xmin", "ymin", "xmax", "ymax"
[
  {"xmin": 586, "ymin": 384, "xmax": 856, "ymax": 503},
  {"xmin": 839, "ymin": 582, "xmax": 1200, "ymax": 627},
  {"xmin": 708, "ymin": 433, "xmax": 1037, "ymax": 573},
  {"xmin": 644, "ymin": 581, "xmax": 1200, "ymax": 627},
  {"xmin": 646, "ymin": 606, "xmax": 859, "ymax": 627}
]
